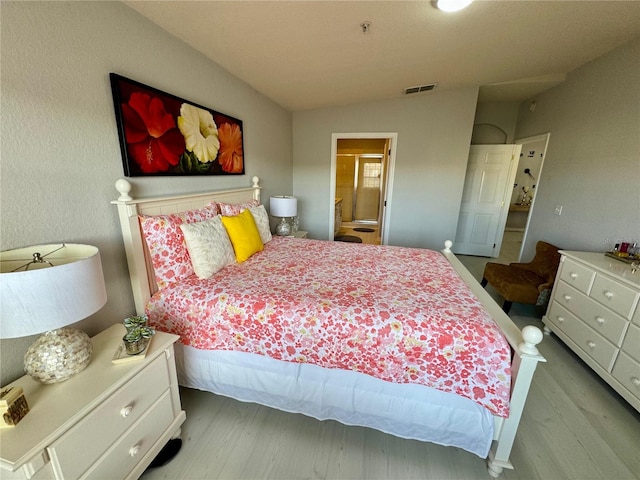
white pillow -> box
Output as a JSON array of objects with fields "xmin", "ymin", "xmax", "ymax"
[
  {"xmin": 248, "ymin": 205, "xmax": 272, "ymax": 244},
  {"xmin": 180, "ymin": 216, "xmax": 236, "ymax": 279}
]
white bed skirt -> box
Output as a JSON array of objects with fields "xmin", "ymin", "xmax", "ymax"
[{"xmin": 174, "ymin": 343, "xmax": 495, "ymax": 458}]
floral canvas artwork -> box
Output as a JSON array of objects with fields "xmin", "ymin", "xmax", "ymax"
[{"xmin": 110, "ymin": 73, "xmax": 244, "ymax": 176}]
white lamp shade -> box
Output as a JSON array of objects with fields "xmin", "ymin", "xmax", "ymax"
[
  {"xmin": 270, "ymin": 196, "xmax": 297, "ymax": 217},
  {"xmin": 0, "ymin": 244, "xmax": 107, "ymax": 339}
]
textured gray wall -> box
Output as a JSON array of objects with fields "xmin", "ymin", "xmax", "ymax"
[
  {"xmin": 292, "ymin": 87, "xmax": 479, "ymax": 249},
  {"xmin": 1, "ymin": 1, "xmax": 293, "ymax": 384},
  {"xmin": 514, "ymin": 38, "xmax": 640, "ymax": 260}
]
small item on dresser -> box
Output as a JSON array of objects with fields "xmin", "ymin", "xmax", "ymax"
[
  {"xmin": 112, "ymin": 335, "xmax": 153, "ymax": 364},
  {"xmin": 0, "ymin": 386, "xmax": 29, "ymax": 428},
  {"xmin": 605, "ymin": 251, "xmax": 640, "ymax": 264},
  {"xmin": 122, "ymin": 325, "xmax": 155, "ymax": 355}
]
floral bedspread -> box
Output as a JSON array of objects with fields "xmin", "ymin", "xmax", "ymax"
[{"xmin": 147, "ymin": 237, "xmax": 511, "ymax": 416}]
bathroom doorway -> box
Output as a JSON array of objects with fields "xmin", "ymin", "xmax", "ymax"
[{"xmin": 330, "ymin": 133, "xmax": 397, "ymax": 244}]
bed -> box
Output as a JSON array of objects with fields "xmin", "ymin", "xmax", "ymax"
[{"xmin": 112, "ymin": 177, "xmax": 545, "ymax": 478}]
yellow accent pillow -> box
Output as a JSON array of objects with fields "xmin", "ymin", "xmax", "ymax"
[{"xmin": 221, "ymin": 209, "xmax": 264, "ymax": 263}]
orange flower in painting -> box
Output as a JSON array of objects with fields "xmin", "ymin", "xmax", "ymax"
[
  {"xmin": 217, "ymin": 123, "xmax": 244, "ymax": 173},
  {"xmin": 122, "ymin": 92, "xmax": 184, "ymax": 173}
]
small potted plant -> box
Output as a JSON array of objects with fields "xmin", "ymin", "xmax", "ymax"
[
  {"xmin": 122, "ymin": 325, "xmax": 155, "ymax": 355},
  {"xmin": 123, "ymin": 315, "xmax": 148, "ymax": 331}
]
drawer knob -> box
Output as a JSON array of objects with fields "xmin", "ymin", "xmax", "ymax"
[
  {"xmin": 595, "ymin": 317, "xmax": 605, "ymax": 325},
  {"xmin": 570, "ymin": 272, "xmax": 578, "ymax": 279},
  {"xmin": 603, "ymin": 290, "xmax": 614, "ymax": 299},
  {"xmin": 557, "ymin": 316, "xmax": 565, "ymax": 323},
  {"xmin": 632, "ymin": 377, "xmax": 640, "ymax": 387},
  {"xmin": 563, "ymin": 295, "xmax": 571, "ymax": 301},
  {"xmin": 587, "ymin": 341, "xmax": 596, "ymax": 349},
  {"xmin": 129, "ymin": 444, "xmax": 141, "ymax": 457},
  {"xmin": 120, "ymin": 405, "xmax": 133, "ymax": 418}
]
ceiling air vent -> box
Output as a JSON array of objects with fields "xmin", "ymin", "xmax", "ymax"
[{"xmin": 404, "ymin": 83, "xmax": 438, "ymax": 95}]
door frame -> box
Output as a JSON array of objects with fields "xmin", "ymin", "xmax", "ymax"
[
  {"xmin": 330, "ymin": 133, "xmax": 397, "ymax": 244},
  {"xmin": 514, "ymin": 132, "xmax": 550, "ymax": 261}
]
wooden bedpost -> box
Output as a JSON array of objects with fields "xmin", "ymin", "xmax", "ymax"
[
  {"xmin": 487, "ymin": 326, "xmax": 544, "ymax": 477},
  {"xmin": 441, "ymin": 241, "xmax": 546, "ymax": 478}
]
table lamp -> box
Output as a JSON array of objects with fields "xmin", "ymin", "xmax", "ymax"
[
  {"xmin": 269, "ymin": 196, "xmax": 297, "ymax": 236},
  {"xmin": 0, "ymin": 244, "xmax": 107, "ymax": 384}
]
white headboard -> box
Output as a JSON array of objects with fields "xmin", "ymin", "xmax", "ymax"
[{"xmin": 112, "ymin": 176, "xmax": 262, "ymax": 314}]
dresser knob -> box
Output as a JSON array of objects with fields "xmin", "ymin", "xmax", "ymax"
[
  {"xmin": 129, "ymin": 444, "xmax": 141, "ymax": 457},
  {"xmin": 557, "ymin": 316, "xmax": 565, "ymax": 323},
  {"xmin": 587, "ymin": 341, "xmax": 596, "ymax": 349},
  {"xmin": 595, "ymin": 317, "xmax": 605, "ymax": 325},
  {"xmin": 570, "ymin": 273, "xmax": 578, "ymax": 279},
  {"xmin": 563, "ymin": 295, "xmax": 571, "ymax": 301},
  {"xmin": 632, "ymin": 377, "xmax": 640, "ymax": 387},
  {"xmin": 120, "ymin": 405, "xmax": 133, "ymax": 418},
  {"xmin": 604, "ymin": 290, "xmax": 613, "ymax": 299}
]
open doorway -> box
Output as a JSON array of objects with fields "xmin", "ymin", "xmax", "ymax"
[
  {"xmin": 507, "ymin": 133, "xmax": 550, "ymax": 261},
  {"xmin": 330, "ymin": 133, "xmax": 397, "ymax": 244}
]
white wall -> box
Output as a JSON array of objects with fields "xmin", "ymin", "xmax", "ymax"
[
  {"xmin": 0, "ymin": 1, "xmax": 292, "ymax": 384},
  {"xmin": 472, "ymin": 102, "xmax": 520, "ymax": 144},
  {"xmin": 293, "ymin": 88, "xmax": 478, "ymax": 248},
  {"xmin": 514, "ymin": 38, "xmax": 640, "ymax": 260}
]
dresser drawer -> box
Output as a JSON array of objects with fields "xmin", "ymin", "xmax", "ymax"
[
  {"xmin": 560, "ymin": 257, "xmax": 595, "ymax": 294},
  {"xmin": 611, "ymin": 351, "xmax": 640, "ymax": 401},
  {"xmin": 621, "ymin": 323, "xmax": 640, "ymax": 363},
  {"xmin": 49, "ymin": 354, "xmax": 170, "ymax": 478},
  {"xmin": 546, "ymin": 302, "xmax": 618, "ymax": 371},
  {"xmin": 82, "ymin": 390, "xmax": 175, "ymax": 480},
  {"xmin": 590, "ymin": 274, "xmax": 638, "ymax": 318},
  {"xmin": 552, "ymin": 281, "xmax": 627, "ymax": 345},
  {"xmin": 633, "ymin": 303, "xmax": 640, "ymax": 327}
]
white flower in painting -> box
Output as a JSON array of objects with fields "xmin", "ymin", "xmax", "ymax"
[{"xmin": 177, "ymin": 104, "xmax": 220, "ymax": 163}]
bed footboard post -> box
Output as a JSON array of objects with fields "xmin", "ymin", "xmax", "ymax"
[{"xmin": 488, "ymin": 326, "xmax": 544, "ymax": 477}]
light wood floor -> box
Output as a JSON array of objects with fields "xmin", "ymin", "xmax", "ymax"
[{"xmin": 143, "ymin": 234, "xmax": 640, "ymax": 480}]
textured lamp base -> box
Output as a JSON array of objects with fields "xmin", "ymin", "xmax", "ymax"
[
  {"xmin": 275, "ymin": 218, "xmax": 291, "ymax": 236},
  {"xmin": 24, "ymin": 328, "xmax": 92, "ymax": 384}
]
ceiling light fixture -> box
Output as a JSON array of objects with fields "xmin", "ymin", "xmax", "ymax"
[{"xmin": 435, "ymin": 0, "xmax": 473, "ymax": 12}]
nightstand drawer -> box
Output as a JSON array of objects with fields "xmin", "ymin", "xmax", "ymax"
[
  {"xmin": 49, "ymin": 354, "xmax": 170, "ymax": 478},
  {"xmin": 560, "ymin": 257, "xmax": 595, "ymax": 294},
  {"xmin": 611, "ymin": 352, "xmax": 640, "ymax": 401},
  {"xmin": 82, "ymin": 390, "xmax": 175, "ymax": 479},
  {"xmin": 553, "ymin": 281, "xmax": 627, "ymax": 345},
  {"xmin": 547, "ymin": 302, "xmax": 618, "ymax": 371},
  {"xmin": 590, "ymin": 274, "xmax": 638, "ymax": 318}
]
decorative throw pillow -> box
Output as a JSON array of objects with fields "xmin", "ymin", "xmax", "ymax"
[
  {"xmin": 221, "ymin": 209, "xmax": 264, "ymax": 263},
  {"xmin": 248, "ymin": 205, "xmax": 272, "ymax": 244},
  {"xmin": 139, "ymin": 202, "xmax": 219, "ymax": 288},
  {"xmin": 180, "ymin": 216, "xmax": 236, "ymax": 279},
  {"xmin": 218, "ymin": 199, "xmax": 260, "ymax": 217}
]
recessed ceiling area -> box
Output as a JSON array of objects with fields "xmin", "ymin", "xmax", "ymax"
[{"xmin": 124, "ymin": 1, "xmax": 640, "ymax": 111}]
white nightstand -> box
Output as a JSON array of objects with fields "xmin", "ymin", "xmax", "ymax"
[
  {"xmin": 0, "ymin": 324, "xmax": 186, "ymax": 480},
  {"xmin": 289, "ymin": 230, "xmax": 308, "ymax": 239}
]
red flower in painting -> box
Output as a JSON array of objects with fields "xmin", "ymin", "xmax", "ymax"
[
  {"xmin": 217, "ymin": 123, "xmax": 244, "ymax": 173},
  {"xmin": 121, "ymin": 92, "xmax": 185, "ymax": 173}
]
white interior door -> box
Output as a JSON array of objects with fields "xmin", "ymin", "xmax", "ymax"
[{"xmin": 453, "ymin": 144, "xmax": 521, "ymax": 257}]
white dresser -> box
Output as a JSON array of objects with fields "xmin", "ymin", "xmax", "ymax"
[
  {"xmin": 0, "ymin": 324, "xmax": 186, "ymax": 479},
  {"xmin": 543, "ymin": 251, "xmax": 640, "ymax": 412}
]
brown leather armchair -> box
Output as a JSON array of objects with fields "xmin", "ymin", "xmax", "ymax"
[{"xmin": 481, "ymin": 241, "xmax": 562, "ymax": 314}]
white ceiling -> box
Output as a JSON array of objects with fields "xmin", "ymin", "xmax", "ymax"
[{"xmin": 124, "ymin": 1, "xmax": 640, "ymax": 111}]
